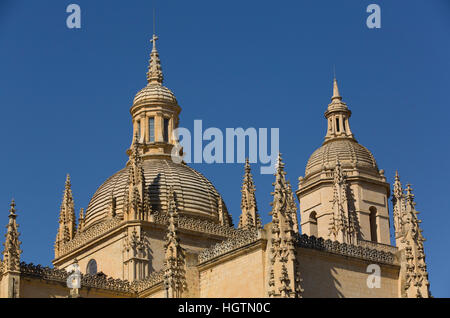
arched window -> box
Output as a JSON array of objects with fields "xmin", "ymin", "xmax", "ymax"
[
  {"xmin": 86, "ymin": 259, "xmax": 97, "ymax": 275},
  {"xmin": 309, "ymin": 211, "xmax": 318, "ymax": 237},
  {"xmin": 163, "ymin": 118, "xmax": 170, "ymax": 142},
  {"xmin": 137, "ymin": 120, "xmax": 141, "ymax": 139},
  {"xmin": 149, "ymin": 117, "xmax": 155, "ymax": 142},
  {"xmin": 369, "ymin": 207, "xmax": 378, "ymax": 242}
]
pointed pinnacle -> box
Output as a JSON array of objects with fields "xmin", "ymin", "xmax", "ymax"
[
  {"xmin": 332, "ymin": 77, "xmax": 342, "ymax": 101},
  {"xmin": 406, "ymin": 184, "xmax": 414, "ymax": 195}
]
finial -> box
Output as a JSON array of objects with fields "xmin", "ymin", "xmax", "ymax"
[
  {"xmin": 276, "ymin": 153, "xmax": 285, "ymax": 172},
  {"xmin": 245, "ymin": 158, "xmax": 251, "ymax": 173},
  {"xmin": 65, "ymin": 174, "xmax": 71, "ymax": 187},
  {"xmin": 9, "ymin": 199, "xmax": 16, "ymax": 216},
  {"xmin": 406, "ymin": 184, "xmax": 414, "ymax": 198},
  {"xmin": 332, "ymin": 77, "xmax": 342, "ymax": 101},
  {"xmin": 147, "ymin": 34, "xmax": 164, "ymax": 85}
]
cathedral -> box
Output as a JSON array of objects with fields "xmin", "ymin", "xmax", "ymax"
[{"xmin": 0, "ymin": 34, "xmax": 430, "ymax": 298}]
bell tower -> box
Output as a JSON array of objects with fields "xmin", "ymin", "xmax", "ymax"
[{"xmin": 297, "ymin": 78, "xmax": 391, "ymax": 245}]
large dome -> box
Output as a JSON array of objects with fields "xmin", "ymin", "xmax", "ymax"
[
  {"xmin": 84, "ymin": 159, "xmax": 225, "ymax": 228},
  {"xmin": 305, "ymin": 139, "xmax": 378, "ymax": 178}
]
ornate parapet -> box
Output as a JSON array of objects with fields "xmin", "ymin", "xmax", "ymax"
[
  {"xmin": 56, "ymin": 217, "xmax": 124, "ymax": 257},
  {"xmin": 20, "ymin": 262, "xmax": 67, "ymax": 282},
  {"xmin": 81, "ymin": 274, "xmax": 131, "ymax": 293},
  {"xmin": 131, "ymin": 269, "xmax": 165, "ymax": 293},
  {"xmin": 19, "ymin": 262, "xmax": 132, "ymax": 294},
  {"xmin": 198, "ymin": 229, "xmax": 260, "ymax": 264},
  {"xmin": 153, "ymin": 211, "xmax": 242, "ymax": 239},
  {"xmin": 295, "ymin": 234, "xmax": 396, "ymax": 265},
  {"xmin": 357, "ymin": 239, "xmax": 398, "ymax": 255},
  {"xmin": 56, "ymin": 212, "xmax": 241, "ymax": 259}
]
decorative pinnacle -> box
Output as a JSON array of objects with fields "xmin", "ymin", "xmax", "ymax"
[
  {"xmin": 405, "ymin": 184, "xmax": 415, "ymax": 202},
  {"xmin": 9, "ymin": 199, "xmax": 16, "ymax": 217},
  {"xmin": 245, "ymin": 158, "xmax": 251, "ymax": 175},
  {"xmin": 65, "ymin": 174, "xmax": 71, "ymax": 189},
  {"xmin": 133, "ymin": 132, "xmax": 139, "ymax": 150},
  {"xmin": 276, "ymin": 153, "xmax": 285, "ymax": 173},
  {"xmin": 332, "ymin": 77, "xmax": 342, "ymax": 101},
  {"xmin": 147, "ymin": 34, "xmax": 164, "ymax": 85}
]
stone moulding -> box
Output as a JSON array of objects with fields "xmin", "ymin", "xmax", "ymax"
[
  {"xmin": 19, "ymin": 262, "xmax": 132, "ymax": 294},
  {"xmin": 295, "ymin": 234, "xmax": 396, "ymax": 265},
  {"xmin": 131, "ymin": 268, "xmax": 165, "ymax": 293},
  {"xmin": 57, "ymin": 212, "xmax": 241, "ymax": 258},
  {"xmin": 198, "ymin": 229, "xmax": 260, "ymax": 264}
]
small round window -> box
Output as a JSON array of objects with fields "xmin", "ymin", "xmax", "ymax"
[{"xmin": 86, "ymin": 259, "xmax": 97, "ymax": 275}]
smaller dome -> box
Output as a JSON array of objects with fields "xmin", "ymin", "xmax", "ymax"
[
  {"xmin": 133, "ymin": 84, "xmax": 178, "ymax": 106},
  {"xmin": 305, "ymin": 139, "xmax": 378, "ymax": 177}
]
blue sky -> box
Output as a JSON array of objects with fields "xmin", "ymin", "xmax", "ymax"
[{"xmin": 0, "ymin": 0, "xmax": 449, "ymax": 297}]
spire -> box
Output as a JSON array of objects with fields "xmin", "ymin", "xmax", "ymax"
[
  {"xmin": 124, "ymin": 140, "xmax": 151, "ymax": 221},
  {"xmin": 147, "ymin": 34, "xmax": 164, "ymax": 85},
  {"xmin": 54, "ymin": 174, "xmax": 77, "ymax": 258},
  {"xmin": 324, "ymin": 77, "xmax": 354, "ymax": 143},
  {"xmin": 394, "ymin": 182, "xmax": 431, "ymax": 298},
  {"xmin": 56, "ymin": 174, "xmax": 76, "ymax": 243},
  {"xmin": 392, "ymin": 171, "xmax": 406, "ymax": 237},
  {"xmin": 328, "ymin": 159, "xmax": 358, "ymax": 244},
  {"xmin": 218, "ymin": 196, "xmax": 233, "ymax": 227},
  {"xmin": 267, "ymin": 153, "xmax": 303, "ymax": 298},
  {"xmin": 2, "ymin": 199, "xmax": 21, "ymax": 272},
  {"xmin": 238, "ymin": 158, "xmax": 261, "ymax": 230},
  {"xmin": 77, "ymin": 208, "xmax": 85, "ymax": 233},
  {"xmin": 331, "ymin": 77, "xmax": 342, "ymax": 101},
  {"xmin": 164, "ymin": 186, "xmax": 186, "ymax": 298},
  {"xmin": 286, "ymin": 181, "xmax": 299, "ymax": 234}
]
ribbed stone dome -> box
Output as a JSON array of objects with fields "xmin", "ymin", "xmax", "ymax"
[
  {"xmin": 133, "ymin": 84, "xmax": 178, "ymax": 106},
  {"xmin": 84, "ymin": 159, "xmax": 224, "ymax": 228},
  {"xmin": 305, "ymin": 139, "xmax": 378, "ymax": 178}
]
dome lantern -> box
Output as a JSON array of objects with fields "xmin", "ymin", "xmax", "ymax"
[
  {"xmin": 324, "ymin": 78, "xmax": 355, "ymax": 143},
  {"xmin": 129, "ymin": 34, "xmax": 182, "ymax": 161}
]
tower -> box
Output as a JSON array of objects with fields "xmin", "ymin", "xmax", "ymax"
[{"xmin": 297, "ymin": 78, "xmax": 391, "ymax": 245}]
